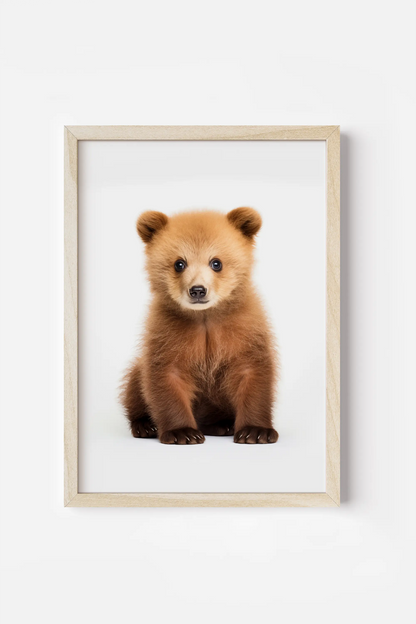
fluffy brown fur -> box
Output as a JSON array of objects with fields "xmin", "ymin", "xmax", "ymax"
[{"xmin": 121, "ymin": 207, "xmax": 279, "ymax": 444}]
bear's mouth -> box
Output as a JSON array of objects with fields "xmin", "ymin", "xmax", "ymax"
[{"xmin": 190, "ymin": 300, "xmax": 210, "ymax": 305}]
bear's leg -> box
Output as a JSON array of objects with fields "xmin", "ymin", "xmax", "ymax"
[
  {"xmin": 227, "ymin": 362, "xmax": 278, "ymax": 444},
  {"xmin": 145, "ymin": 367, "xmax": 205, "ymax": 445},
  {"xmin": 121, "ymin": 360, "xmax": 158, "ymax": 438}
]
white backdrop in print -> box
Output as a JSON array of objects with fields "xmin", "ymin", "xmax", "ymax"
[{"xmin": 78, "ymin": 140, "xmax": 326, "ymax": 492}]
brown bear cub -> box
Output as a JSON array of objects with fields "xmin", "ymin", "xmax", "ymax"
[{"xmin": 121, "ymin": 207, "xmax": 279, "ymax": 444}]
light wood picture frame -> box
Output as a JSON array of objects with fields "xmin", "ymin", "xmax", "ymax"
[{"xmin": 64, "ymin": 125, "xmax": 340, "ymax": 508}]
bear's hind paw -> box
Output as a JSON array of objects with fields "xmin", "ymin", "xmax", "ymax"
[{"xmin": 131, "ymin": 416, "xmax": 158, "ymax": 438}]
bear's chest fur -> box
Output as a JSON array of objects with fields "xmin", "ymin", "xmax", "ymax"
[{"xmin": 189, "ymin": 317, "xmax": 244, "ymax": 362}]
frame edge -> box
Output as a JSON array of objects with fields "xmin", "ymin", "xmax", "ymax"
[
  {"xmin": 67, "ymin": 492, "xmax": 339, "ymax": 508},
  {"xmin": 65, "ymin": 125, "xmax": 339, "ymax": 141},
  {"xmin": 64, "ymin": 127, "xmax": 79, "ymax": 506},
  {"xmin": 325, "ymin": 127, "xmax": 341, "ymax": 506}
]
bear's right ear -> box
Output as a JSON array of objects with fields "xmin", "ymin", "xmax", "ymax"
[
  {"xmin": 227, "ymin": 207, "xmax": 262, "ymax": 240},
  {"xmin": 136, "ymin": 211, "xmax": 168, "ymax": 243}
]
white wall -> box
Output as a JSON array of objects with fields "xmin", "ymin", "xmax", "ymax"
[{"xmin": 0, "ymin": 1, "xmax": 415, "ymax": 623}]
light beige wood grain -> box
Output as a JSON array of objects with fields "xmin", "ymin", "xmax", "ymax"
[
  {"xmin": 66, "ymin": 125, "xmax": 338, "ymax": 141},
  {"xmin": 64, "ymin": 125, "xmax": 341, "ymax": 507},
  {"xmin": 325, "ymin": 127, "xmax": 341, "ymax": 505},
  {"xmin": 64, "ymin": 127, "xmax": 78, "ymax": 506},
  {"xmin": 67, "ymin": 492, "xmax": 338, "ymax": 508}
]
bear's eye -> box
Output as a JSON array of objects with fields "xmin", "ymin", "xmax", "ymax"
[
  {"xmin": 210, "ymin": 258, "xmax": 222, "ymax": 272},
  {"xmin": 174, "ymin": 259, "xmax": 187, "ymax": 273}
]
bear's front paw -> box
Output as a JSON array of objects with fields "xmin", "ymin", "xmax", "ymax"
[
  {"xmin": 160, "ymin": 427, "xmax": 205, "ymax": 445},
  {"xmin": 234, "ymin": 426, "xmax": 278, "ymax": 444},
  {"xmin": 131, "ymin": 416, "xmax": 158, "ymax": 438},
  {"xmin": 159, "ymin": 427, "xmax": 205, "ymax": 444}
]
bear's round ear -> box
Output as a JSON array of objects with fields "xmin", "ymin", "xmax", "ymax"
[
  {"xmin": 227, "ymin": 207, "xmax": 262, "ymax": 240},
  {"xmin": 136, "ymin": 211, "xmax": 168, "ymax": 243}
]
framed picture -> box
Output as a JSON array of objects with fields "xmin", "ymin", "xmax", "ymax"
[{"xmin": 64, "ymin": 125, "xmax": 340, "ymax": 507}]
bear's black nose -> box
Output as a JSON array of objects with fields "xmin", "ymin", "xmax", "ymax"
[{"xmin": 189, "ymin": 285, "xmax": 207, "ymax": 299}]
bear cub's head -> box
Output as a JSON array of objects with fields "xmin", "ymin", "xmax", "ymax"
[{"xmin": 136, "ymin": 208, "xmax": 262, "ymax": 312}]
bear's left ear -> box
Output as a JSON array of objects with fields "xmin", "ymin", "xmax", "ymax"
[
  {"xmin": 227, "ymin": 207, "xmax": 262, "ymax": 240},
  {"xmin": 136, "ymin": 211, "xmax": 168, "ymax": 244}
]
